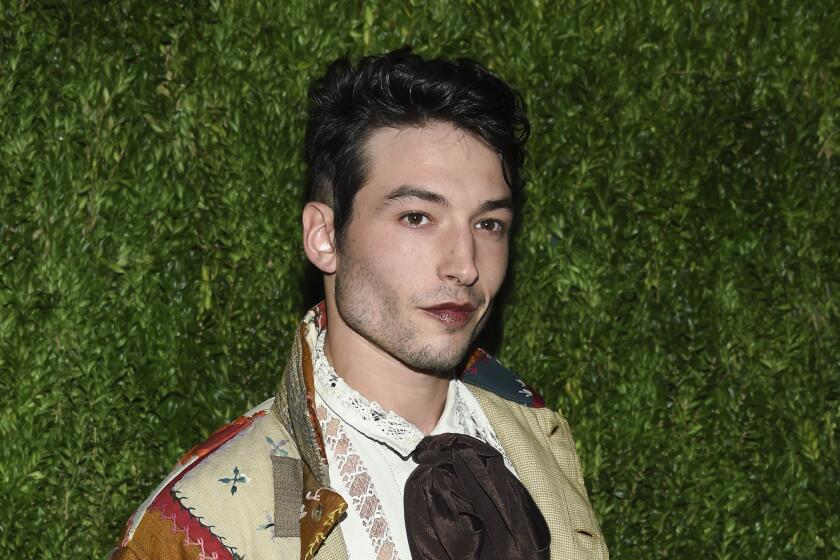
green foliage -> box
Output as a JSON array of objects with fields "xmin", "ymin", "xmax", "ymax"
[{"xmin": 1, "ymin": 1, "xmax": 837, "ymax": 557}]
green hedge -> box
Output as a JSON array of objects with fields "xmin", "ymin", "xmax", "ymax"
[{"xmin": 1, "ymin": 1, "xmax": 837, "ymax": 557}]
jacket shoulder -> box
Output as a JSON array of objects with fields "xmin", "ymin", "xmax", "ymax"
[
  {"xmin": 112, "ymin": 398, "xmax": 298, "ymax": 560},
  {"xmin": 461, "ymin": 349, "xmax": 545, "ymax": 408}
]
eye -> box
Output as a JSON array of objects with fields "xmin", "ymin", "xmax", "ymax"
[
  {"xmin": 475, "ymin": 219, "xmax": 504, "ymax": 234},
  {"xmin": 400, "ymin": 212, "xmax": 431, "ymax": 228}
]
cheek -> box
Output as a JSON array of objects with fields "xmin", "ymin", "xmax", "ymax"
[
  {"xmin": 363, "ymin": 237, "xmax": 422, "ymax": 284},
  {"xmin": 477, "ymin": 243, "xmax": 509, "ymax": 289},
  {"xmin": 371, "ymin": 230, "xmax": 436, "ymax": 265}
]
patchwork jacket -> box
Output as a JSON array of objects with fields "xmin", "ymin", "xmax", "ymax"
[{"xmin": 111, "ymin": 305, "xmax": 609, "ymax": 559}]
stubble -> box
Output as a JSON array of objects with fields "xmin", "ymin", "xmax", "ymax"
[{"xmin": 333, "ymin": 243, "xmax": 484, "ymax": 373}]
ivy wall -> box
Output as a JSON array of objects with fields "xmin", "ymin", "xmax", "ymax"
[{"xmin": 1, "ymin": 1, "xmax": 838, "ymax": 557}]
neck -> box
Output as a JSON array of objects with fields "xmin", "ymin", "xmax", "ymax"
[{"xmin": 322, "ymin": 298, "xmax": 451, "ymax": 435}]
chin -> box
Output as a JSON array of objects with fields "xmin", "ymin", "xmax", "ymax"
[{"xmin": 401, "ymin": 335, "xmax": 474, "ymax": 372}]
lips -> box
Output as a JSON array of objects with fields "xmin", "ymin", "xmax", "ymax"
[{"xmin": 421, "ymin": 302, "xmax": 477, "ymax": 327}]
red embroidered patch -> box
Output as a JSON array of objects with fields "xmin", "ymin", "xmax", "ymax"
[{"xmin": 149, "ymin": 483, "xmax": 234, "ymax": 559}]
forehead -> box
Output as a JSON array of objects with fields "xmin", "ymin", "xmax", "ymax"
[{"xmin": 359, "ymin": 122, "xmax": 510, "ymax": 206}]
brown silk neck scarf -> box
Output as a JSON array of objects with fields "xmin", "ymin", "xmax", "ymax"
[{"xmin": 404, "ymin": 433, "xmax": 550, "ymax": 560}]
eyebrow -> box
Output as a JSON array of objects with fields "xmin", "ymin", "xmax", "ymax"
[
  {"xmin": 380, "ymin": 185, "xmax": 513, "ymax": 213},
  {"xmin": 382, "ymin": 185, "xmax": 448, "ymax": 208},
  {"xmin": 478, "ymin": 196, "xmax": 514, "ymax": 213}
]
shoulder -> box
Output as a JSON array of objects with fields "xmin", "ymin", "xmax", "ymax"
[
  {"xmin": 112, "ymin": 398, "xmax": 298, "ymax": 560},
  {"xmin": 461, "ymin": 349, "xmax": 546, "ymax": 408}
]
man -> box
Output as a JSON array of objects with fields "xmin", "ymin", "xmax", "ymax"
[{"xmin": 112, "ymin": 48, "xmax": 608, "ymax": 560}]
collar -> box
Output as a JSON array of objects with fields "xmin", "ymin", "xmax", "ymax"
[
  {"xmin": 312, "ymin": 327, "xmax": 463, "ymax": 458},
  {"xmin": 271, "ymin": 302, "xmax": 545, "ymax": 559},
  {"xmin": 271, "ymin": 302, "xmax": 342, "ymax": 560}
]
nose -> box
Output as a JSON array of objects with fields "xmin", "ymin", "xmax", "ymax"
[{"xmin": 437, "ymin": 227, "xmax": 479, "ymax": 286}]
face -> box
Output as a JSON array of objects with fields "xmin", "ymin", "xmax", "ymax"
[{"xmin": 333, "ymin": 122, "xmax": 513, "ymax": 371}]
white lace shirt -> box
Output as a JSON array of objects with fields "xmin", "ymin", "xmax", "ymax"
[{"xmin": 311, "ymin": 331, "xmax": 515, "ymax": 560}]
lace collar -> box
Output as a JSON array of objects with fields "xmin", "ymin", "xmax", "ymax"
[{"xmin": 312, "ymin": 330, "xmax": 466, "ymax": 458}]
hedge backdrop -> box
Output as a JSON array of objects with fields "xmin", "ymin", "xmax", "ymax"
[{"xmin": 1, "ymin": 1, "xmax": 838, "ymax": 557}]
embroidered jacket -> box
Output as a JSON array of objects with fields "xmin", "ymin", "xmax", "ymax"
[{"xmin": 111, "ymin": 305, "xmax": 609, "ymax": 559}]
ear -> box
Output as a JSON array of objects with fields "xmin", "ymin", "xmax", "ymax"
[{"xmin": 302, "ymin": 202, "xmax": 337, "ymax": 274}]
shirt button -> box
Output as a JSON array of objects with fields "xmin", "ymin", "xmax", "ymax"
[{"xmin": 311, "ymin": 504, "xmax": 322, "ymax": 521}]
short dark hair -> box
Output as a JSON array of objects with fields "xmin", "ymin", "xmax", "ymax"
[{"xmin": 303, "ymin": 47, "xmax": 530, "ymax": 241}]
